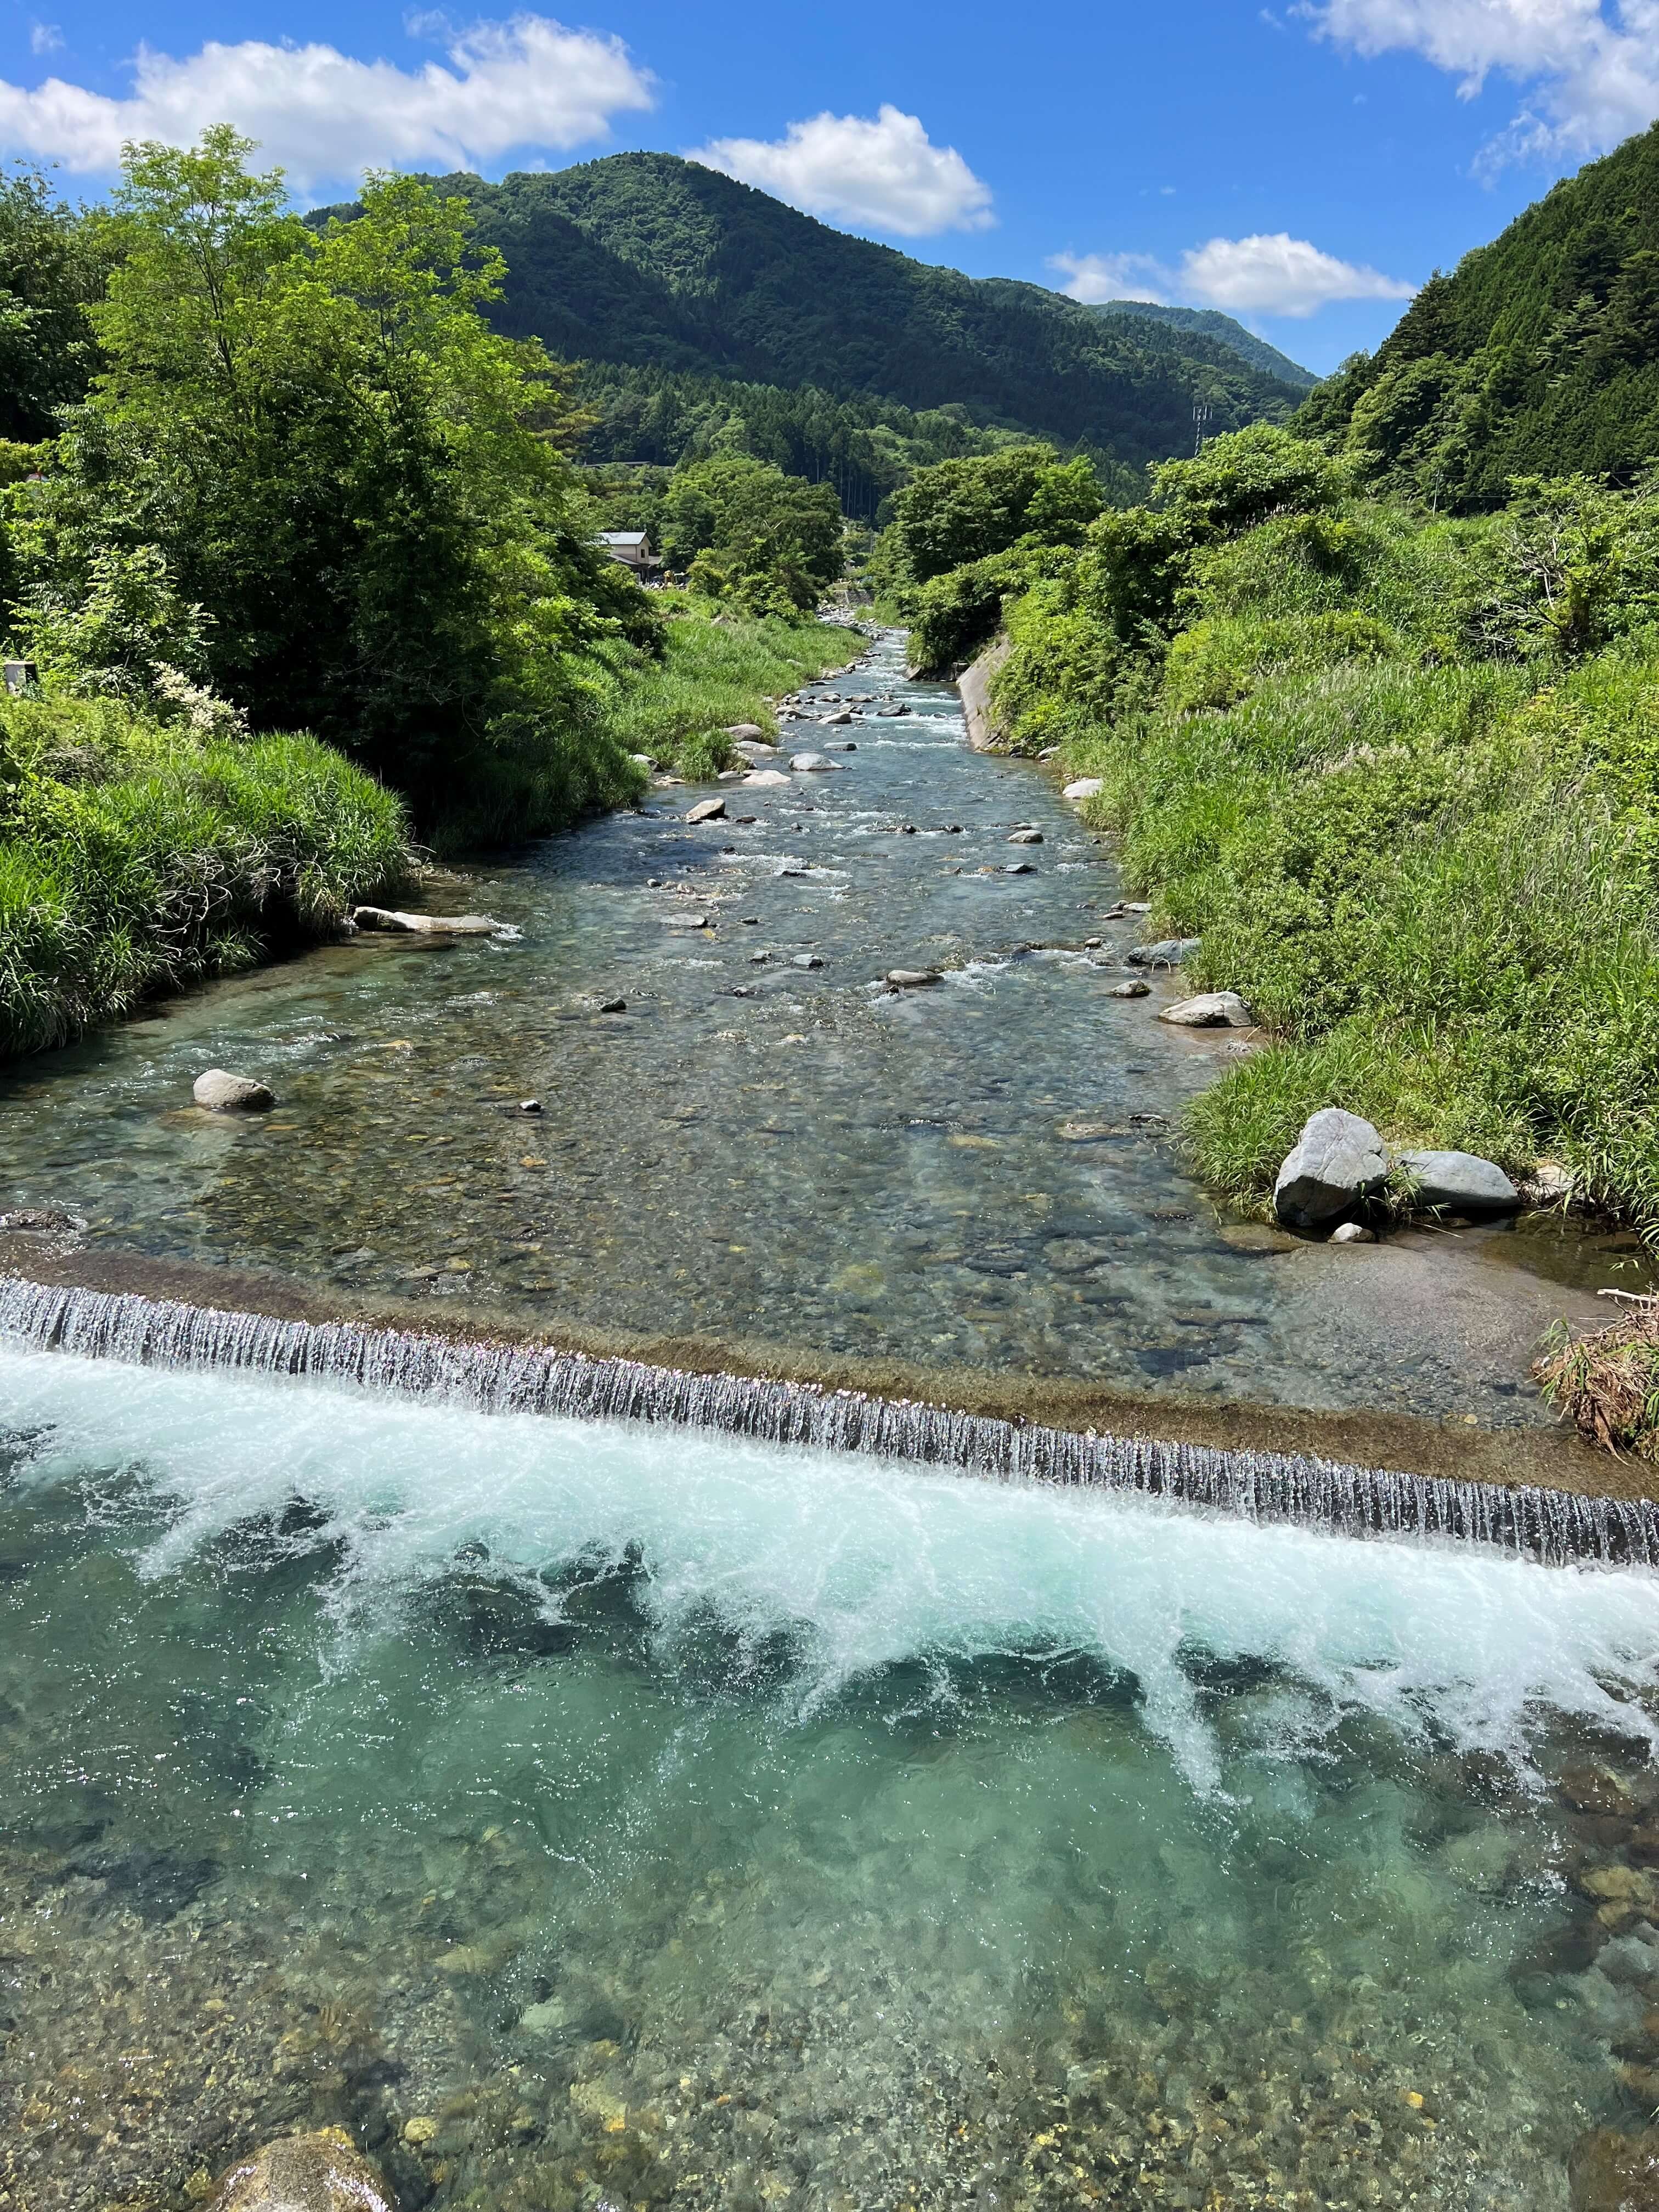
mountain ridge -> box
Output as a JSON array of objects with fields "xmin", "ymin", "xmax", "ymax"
[{"xmin": 315, "ymin": 154, "xmax": 1311, "ymax": 477}]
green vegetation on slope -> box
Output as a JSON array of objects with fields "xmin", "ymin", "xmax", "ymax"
[
  {"xmin": 595, "ymin": 596, "xmax": 849, "ymax": 779},
  {"xmin": 341, "ymin": 156, "xmax": 1310, "ymax": 477},
  {"xmin": 0, "ymin": 690, "xmax": 408, "ymax": 1055},
  {"xmin": 1092, "ymin": 302, "xmax": 1318, "ymax": 390},
  {"xmin": 909, "ymin": 427, "xmax": 1659, "ymax": 1236},
  {"xmin": 573, "ymin": 362, "xmax": 1035, "ymax": 521},
  {"xmin": 1300, "ymin": 121, "xmax": 1659, "ymax": 507}
]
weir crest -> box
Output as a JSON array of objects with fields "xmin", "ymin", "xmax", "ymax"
[{"xmin": 0, "ymin": 1274, "xmax": 1651, "ymax": 1567}]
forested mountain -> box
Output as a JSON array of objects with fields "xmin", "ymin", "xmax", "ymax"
[
  {"xmin": 320, "ymin": 155, "xmax": 1308, "ymax": 477},
  {"xmin": 1300, "ymin": 121, "xmax": 1659, "ymax": 506},
  {"xmin": 1093, "ymin": 301, "xmax": 1317, "ymax": 389}
]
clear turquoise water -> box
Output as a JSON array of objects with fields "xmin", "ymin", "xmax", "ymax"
[
  {"xmin": 0, "ymin": 633, "xmax": 1617, "ymax": 1425},
  {"xmin": 3, "ymin": 1348, "xmax": 1658, "ymax": 2209}
]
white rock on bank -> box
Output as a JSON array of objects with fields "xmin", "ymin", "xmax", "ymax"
[
  {"xmin": 1159, "ymin": 991, "xmax": 1254, "ymax": 1028},
  {"xmin": 351, "ymin": 906, "xmax": 503, "ymax": 937},
  {"xmin": 1063, "ymin": 778, "xmax": 1103, "ymax": 802},
  {"xmin": 1331, "ymin": 1221, "xmax": 1378, "ymax": 1244},
  {"xmin": 193, "ymin": 1069, "xmax": 275, "ymax": 1112},
  {"xmin": 742, "ymin": 769, "xmax": 792, "ymax": 787},
  {"xmin": 1273, "ymin": 1109, "xmax": 1390, "ymax": 1231}
]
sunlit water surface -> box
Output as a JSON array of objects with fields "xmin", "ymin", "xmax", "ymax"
[
  {"xmin": 3, "ymin": 1349, "xmax": 1659, "ymax": 2209},
  {"xmin": 0, "ymin": 633, "xmax": 1627, "ymax": 1422}
]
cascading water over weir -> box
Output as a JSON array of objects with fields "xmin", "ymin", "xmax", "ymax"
[{"xmin": 3, "ymin": 1272, "xmax": 1652, "ymax": 1565}]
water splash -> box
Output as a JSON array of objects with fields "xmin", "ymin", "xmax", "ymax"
[{"xmin": 1, "ymin": 1273, "xmax": 1650, "ymax": 1566}]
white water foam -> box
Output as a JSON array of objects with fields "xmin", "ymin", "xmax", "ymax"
[{"xmin": 4, "ymin": 1343, "xmax": 1657, "ymax": 1794}]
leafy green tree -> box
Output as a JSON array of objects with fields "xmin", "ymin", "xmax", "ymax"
[
  {"xmin": 659, "ymin": 454, "xmax": 842, "ymax": 610},
  {"xmin": 887, "ymin": 445, "xmax": 1104, "ymax": 583},
  {"xmin": 10, "ymin": 129, "xmax": 656, "ymax": 837},
  {"xmin": 0, "ymin": 165, "xmax": 104, "ymax": 441}
]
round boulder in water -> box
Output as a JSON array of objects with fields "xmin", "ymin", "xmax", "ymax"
[
  {"xmin": 208, "ymin": 2128, "xmax": 396, "ymax": 2212},
  {"xmin": 193, "ymin": 1069, "xmax": 275, "ymax": 1113},
  {"xmin": 789, "ymin": 752, "xmax": 844, "ymax": 772}
]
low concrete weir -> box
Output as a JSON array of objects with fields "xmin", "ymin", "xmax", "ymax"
[{"xmin": 3, "ymin": 1273, "xmax": 1655, "ymax": 1566}]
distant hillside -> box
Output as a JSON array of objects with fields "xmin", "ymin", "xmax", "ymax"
[
  {"xmin": 1299, "ymin": 122, "xmax": 1659, "ymax": 506},
  {"xmin": 318, "ymin": 155, "xmax": 1307, "ymax": 480},
  {"xmin": 1092, "ymin": 301, "xmax": 1317, "ymax": 389}
]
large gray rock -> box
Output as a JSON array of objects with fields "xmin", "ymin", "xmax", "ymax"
[
  {"xmin": 193, "ymin": 1069, "xmax": 275, "ymax": 1112},
  {"xmin": 1274, "ymin": 1109, "xmax": 1390, "ymax": 1231},
  {"xmin": 724, "ymin": 723, "xmax": 766, "ymax": 741},
  {"xmin": 351, "ymin": 907, "xmax": 501, "ymax": 936},
  {"xmin": 209, "ymin": 2128, "xmax": 396, "ymax": 2212},
  {"xmin": 684, "ymin": 797, "xmax": 726, "ymax": 824},
  {"xmin": 790, "ymin": 752, "xmax": 844, "ymax": 772},
  {"xmin": 742, "ymin": 769, "xmax": 792, "ymax": 787},
  {"xmin": 1125, "ymin": 938, "xmax": 1202, "ymax": 968},
  {"xmin": 1159, "ymin": 991, "xmax": 1254, "ymax": 1028},
  {"xmin": 1063, "ymin": 777, "xmax": 1103, "ymax": 801},
  {"xmin": 1397, "ymin": 1149, "xmax": 1521, "ymax": 1214}
]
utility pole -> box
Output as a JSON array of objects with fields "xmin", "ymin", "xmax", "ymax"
[{"xmin": 1193, "ymin": 402, "xmax": 1213, "ymax": 456}]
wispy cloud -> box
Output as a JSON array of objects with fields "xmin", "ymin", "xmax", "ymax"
[
  {"xmin": 0, "ymin": 13, "xmax": 656, "ymax": 192},
  {"xmin": 690, "ymin": 105, "xmax": 993, "ymax": 236},
  {"xmin": 29, "ymin": 23, "xmax": 64, "ymax": 57},
  {"xmin": 1302, "ymin": 0, "xmax": 1659, "ymax": 168},
  {"xmin": 1049, "ymin": 232, "xmax": 1415, "ymax": 319}
]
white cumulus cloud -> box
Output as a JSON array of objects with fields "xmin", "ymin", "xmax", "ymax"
[
  {"xmin": 1304, "ymin": 0, "xmax": 1659, "ymax": 165},
  {"xmin": 1049, "ymin": 233, "xmax": 1414, "ymax": 319},
  {"xmin": 0, "ymin": 13, "xmax": 656, "ymax": 192},
  {"xmin": 689, "ymin": 104, "xmax": 993, "ymax": 236},
  {"xmin": 1047, "ymin": 250, "xmax": 1171, "ymax": 304},
  {"xmin": 1180, "ymin": 232, "xmax": 1417, "ymax": 315}
]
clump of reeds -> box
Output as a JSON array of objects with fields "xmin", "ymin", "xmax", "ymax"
[{"xmin": 1534, "ymin": 1298, "xmax": 1659, "ymax": 1459}]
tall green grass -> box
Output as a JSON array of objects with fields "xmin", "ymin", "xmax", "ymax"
[
  {"xmin": 1032, "ymin": 515, "xmax": 1659, "ymax": 1232},
  {"xmin": 1, "ymin": 695, "xmax": 410, "ymax": 1055},
  {"xmin": 595, "ymin": 597, "xmax": 854, "ymax": 778}
]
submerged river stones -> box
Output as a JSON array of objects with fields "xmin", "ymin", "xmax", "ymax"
[{"xmin": 209, "ymin": 2129, "xmax": 396, "ymax": 2212}]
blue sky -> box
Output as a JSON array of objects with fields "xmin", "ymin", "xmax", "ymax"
[{"xmin": 3, "ymin": 0, "xmax": 1657, "ymax": 373}]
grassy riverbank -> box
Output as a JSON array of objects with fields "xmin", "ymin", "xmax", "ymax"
[
  {"xmin": 888, "ymin": 429, "xmax": 1659, "ymax": 1239},
  {"xmin": 0, "ymin": 693, "xmax": 410, "ymax": 1056},
  {"xmin": 596, "ymin": 597, "xmax": 852, "ymax": 779}
]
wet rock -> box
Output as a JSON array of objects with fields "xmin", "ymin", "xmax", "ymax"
[
  {"xmin": 887, "ymin": 968, "xmax": 941, "ymax": 988},
  {"xmin": 209, "ymin": 2128, "xmax": 396, "ymax": 2212},
  {"xmin": 1560, "ymin": 1767, "xmax": 1638, "ymax": 1816},
  {"xmin": 1159, "ymin": 991, "xmax": 1253, "ymax": 1027},
  {"xmin": 663, "ymin": 913, "xmax": 710, "ymax": 929},
  {"xmin": 597, "ymin": 998, "xmax": 627, "ymax": 1014},
  {"xmin": 1126, "ymin": 937, "xmax": 1202, "ymax": 968},
  {"xmin": 749, "ymin": 950, "xmax": 771, "ymax": 964},
  {"xmin": 732, "ymin": 740, "xmax": 777, "ymax": 761},
  {"xmin": 1570, "ymin": 2128, "xmax": 1659, "ymax": 2212},
  {"xmin": 823, "ymin": 740, "xmax": 857, "ymax": 751},
  {"xmin": 1274, "ymin": 1109, "xmax": 1390, "ymax": 1231},
  {"xmin": 1331, "ymin": 1221, "xmax": 1378, "ymax": 1244},
  {"xmin": 351, "ymin": 906, "xmax": 503, "ymax": 936},
  {"xmin": 193, "ymin": 1069, "xmax": 275, "ymax": 1112},
  {"xmin": 1108, "ymin": 979, "xmax": 1150, "ymax": 999},
  {"xmin": 724, "ymin": 723, "xmax": 766, "ymax": 741},
  {"xmin": 0, "ymin": 1206, "xmax": 84, "ymax": 1233},
  {"xmin": 1218, "ymin": 1220, "xmax": 1299, "ymax": 1255},
  {"xmin": 742, "ymin": 769, "xmax": 792, "ymax": 787},
  {"xmin": 1063, "ymin": 778, "xmax": 1103, "ymax": 801},
  {"xmin": 792, "ymin": 953, "xmax": 824, "ymax": 969},
  {"xmin": 1004, "ymin": 861, "xmax": 1035, "ymax": 874},
  {"xmin": 684, "ymin": 798, "xmax": 726, "ymax": 825},
  {"xmin": 1397, "ymin": 1149, "xmax": 1521, "ymax": 1215},
  {"xmin": 822, "ymin": 709, "xmax": 854, "ymax": 725},
  {"xmin": 517, "ymin": 1099, "xmax": 542, "ymax": 1114},
  {"xmin": 790, "ymin": 752, "xmax": 844, "ymax": 772},
  {"xmin": 1008, "ymin": 829, "xmax": 1044, "ymax": 845}
]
